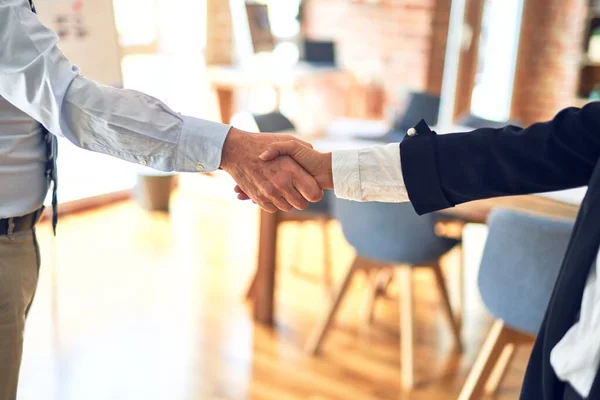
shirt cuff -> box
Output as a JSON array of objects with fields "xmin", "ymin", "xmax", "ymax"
[
  {"xmin": 332, "ymin": 144, "xmax": 409, "ymax": 203},
  {"xmin": 332, "ymin": 149, "xmax": 362, "ymax": 200},
  {"xmin": 175, "ymin": 116, "xmax": 232, "ymax": 172},
  {"xmin": 359, "ymin": 143, "xmax": 409, "ymax": 202}
]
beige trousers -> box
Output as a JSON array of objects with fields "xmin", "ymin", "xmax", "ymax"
[{"xmin": 0, "ymin": 230, "xmax": 40, "ymax": 400}]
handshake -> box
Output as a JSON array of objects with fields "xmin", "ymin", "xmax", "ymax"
[{"xmin": 220, "ymin": 128, "xmax": 333, "ymax": 213}]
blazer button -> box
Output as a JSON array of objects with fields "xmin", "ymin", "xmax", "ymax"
[{"xmin": 407, "ymin": 128, "xmax": 417, "ymax": 137}]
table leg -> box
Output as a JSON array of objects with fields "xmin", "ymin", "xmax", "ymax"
[
  {"xmin": 252, "ymin": 209, "xmax": 280, "ymax": 325},
  {"xmin": 215, "ymin": 86, "xmax": 235, "ymax": 124}
]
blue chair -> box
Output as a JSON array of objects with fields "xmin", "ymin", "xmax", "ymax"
[
  {"xmin": 306, "ymin": 199, "xmax": 461, "ymax": 388},
  {"xmin": 458, "ymin": 209, "xmax": 574, "ymax": 400}
]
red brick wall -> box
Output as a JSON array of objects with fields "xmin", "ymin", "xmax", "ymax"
[
  {"xmin": 427, "ymin": 0, "xmax": 452, "ymax": 95},
  {"xmin": 205, "ymin": 0, "xmax": 233, "ymax": 65},
  {"xmin": 302, "ymin": 0, "xmax": 451, "ymax": 102},
  {"xmin": 511, "ymin": 0, "xmax": 587, "ymax": 125}
]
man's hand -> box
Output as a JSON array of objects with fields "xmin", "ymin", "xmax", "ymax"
[
  {"xmin": 221, "ymin": 129, "xmax": 324, "ymax": 213},
  {"xmin": 259, "ymin": 141, "xmax": 333, "ymax": 189},
  {"xmin": 234, "ymin": 140, "xmax": 333, "ymax": 202}
]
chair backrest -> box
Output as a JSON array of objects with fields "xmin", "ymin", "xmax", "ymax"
[
  {"xmin": 457, "ymin": 113, "xmax": 522, "ymax": 129},
  {"xmin": 392, "ymin": 92, "xmax": 441, "ymax": 132},
  {"xmin": 253, "ymin": 111, "xmax": 296, "ymax": 133},
  {"xmin": 478, "ymin": 209, "xmax": 574, "ymax": 335},
  {"xmin": 382, "ymin": 92, "xmax": 440, "ymax": 143},
  {"xmin": 333, "ymin": 198, "xmax": 457, "ymax": 266}
]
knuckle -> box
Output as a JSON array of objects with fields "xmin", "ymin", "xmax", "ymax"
[
  {"xmin": 259, "ymin": 201, "xmax": 275, "ymax": 212},
  {"xmin": 255, "ymin": 195, "xmax": 269, "ymax": 205},
  {"xmin": 262, "ymin": 183, "xmax": 275, "ymax": 197},
  {"xmin": 272, "ymin": 177, "xmax": 286, "ymax": 190}
]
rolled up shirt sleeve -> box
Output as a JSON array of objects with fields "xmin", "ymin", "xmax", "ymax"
[
  {"xmin": 332, "ymin": 143, "xmax": 409, "ymax": 202},
  {"xmin": 0, "ymin": 0, "xmax": 230, "ymax": 173}
]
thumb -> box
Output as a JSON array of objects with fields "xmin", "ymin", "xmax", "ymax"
[{"xmin": 259, "ymin": 141, "xmax": 299, "ymax": 161}]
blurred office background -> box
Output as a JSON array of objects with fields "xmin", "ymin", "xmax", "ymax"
[{"xmin": 19, "ymin": 0, "xmax": 596, "ymax": 399}]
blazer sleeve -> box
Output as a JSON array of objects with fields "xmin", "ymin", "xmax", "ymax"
[{"xmin": 400, "ymin": 102, "xmax": 600, "ymax": 215}]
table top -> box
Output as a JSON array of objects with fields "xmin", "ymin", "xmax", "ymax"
[{"xmin": 206, "ymin": 63, "xmax": 352, "ymax": 88}]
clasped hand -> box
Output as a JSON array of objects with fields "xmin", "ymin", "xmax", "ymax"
[{"xmin": 220, "ymin": 128, "xmax": 332, "ymax": 213}]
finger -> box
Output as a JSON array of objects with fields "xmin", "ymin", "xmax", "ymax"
[
  {"xmin": 260, "ymin": 184, "xmax": 294, "ymax": 211},
  {"xmin": 259, "ymin": 141, "xmax": 299, "ymax": 161},
  {"xmin": 258, "ymin": 202, "xmax": 277, "ymax": 213},
  {"xmin": 282, "ymin": 185, "xmax": 309, "ymax": 210},
  {"xmin": 292, "ymin": 137, "xmax": 313, "ymax": 149},
  {"xmin": 268, "ymin": 196, "xmax": 294, "ymax": 212},
  {"xmin": 234, "ymin": 185, "xmax": 251, "ymax": 200},
  {"xmin": 293, "ymin": 173, "xmax": 324, "ymax": 203}
]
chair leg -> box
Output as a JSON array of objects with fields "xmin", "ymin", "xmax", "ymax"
[
  {"xmin": 456, "ymin": 244, "xmax": 465, "ymax": 327},
  {"xmin": 305, "ymin": 256, "xmax": 360, "ymax": 355},
  {"xmin": 457, "ymin": 320, "xmax": 510, "ymax": 400},
  {"xmin": 363, "ymin": 268, "xmax": 394, "ymax": 324},
  {"xmin": 397, "ymin": 266, "xmax": 415, "ymax": 389},
  {"xmin": 432, "ymin": 263, "xmax": 463, "ymax": 352},
  {"xmin": 484, "ymin": 343, "xmax": 516, "ymax": 394},
  {"xmin": 245, "ymin": 273, "xmax": 257, "ymax": 300},
  {"xmin": 363, "ymin": 269, "xmax": 379, "ymax": 324},
  {"xmin": 320, "ymin": 219, "xmax": 335, "ymax": 300},
  {"xmin": 290, "ymin": 223, "xmax": 304, "ymax": 274}
]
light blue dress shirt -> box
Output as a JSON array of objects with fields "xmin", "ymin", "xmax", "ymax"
[{"xmin": 0, "ymin": 0, "xmax": 231, "ymax": 218}]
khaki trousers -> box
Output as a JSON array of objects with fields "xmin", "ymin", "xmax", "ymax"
[{"xmin": 0, "ymin": 229, "xmax": 40, "ymax": 400}]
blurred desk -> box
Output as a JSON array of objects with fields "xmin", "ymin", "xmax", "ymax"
[
  {"xmin": 207, "ymin": 64, "xmax": 355, "ymax": 124},
  {"xmin": 248, "ymin": 139, "xmax": 583, "ymax": 325}
]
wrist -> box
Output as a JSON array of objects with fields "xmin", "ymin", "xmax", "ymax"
[
  {"xmin": 220, "ymin": 128, "xmax": 245, "ymax": 171},
  {"xmin": 317, "ymin": 152, "xmax": 334, "ymax": 190}
]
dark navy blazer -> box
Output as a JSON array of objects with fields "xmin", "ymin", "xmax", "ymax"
[{"xmin": 400, "ymin": 102, "xmax": 600, "ymax": 400}]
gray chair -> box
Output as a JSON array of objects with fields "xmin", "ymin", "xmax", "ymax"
[
  {"xmin": 306, "ymin": 199, "xmax": 461, "ymax": 388},
  {"xmin": 250, "ymin": 111, "xmax": 334, "ymax": 293},
  {"xmin": 381, "ymin": 91, "xmax": 441, "ymax": 142},
  {"xmin": 458, "ymin": 209, "xmax": 574, "ymax": 400},
  {"xmin": 253, "ymin": 111, "xmax": 296, "ymax": 133}
]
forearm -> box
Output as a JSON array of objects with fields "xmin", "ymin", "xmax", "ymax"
[
  {"xmin": 329, "ymin": 103, "xmax": 600, "ymax": 211},
  {"xmin": 0, "ymin": 0, "xmax": 230, "ymax": 172},
  {"xmin": 61, "ymin": 77, "xmax": 230, "ymax": 172},
  {"xmin": 402, "ymin": 105, "xmax": 600, "ymax": 214}
]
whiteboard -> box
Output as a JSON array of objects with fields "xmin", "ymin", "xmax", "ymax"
[{"xmin": 35, "ymin": 0, "xmax": 123, "ymax": 87}]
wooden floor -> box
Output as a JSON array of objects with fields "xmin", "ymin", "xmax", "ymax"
[{"xmin": 17, "ymin": 181, "xmax": 530, "ymax": 400}]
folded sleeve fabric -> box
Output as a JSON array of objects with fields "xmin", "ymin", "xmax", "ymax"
[{"xmin": 332, "ymin": 143, "xmax": 409, "ymax": 202}]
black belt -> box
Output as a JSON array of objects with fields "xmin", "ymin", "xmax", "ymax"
[{"xmin": 0, "ymin": 209, "xmax": 44, "ymax": 236}]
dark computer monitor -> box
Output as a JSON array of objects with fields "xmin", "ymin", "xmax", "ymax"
[
  {"xmin": 302, "ymin": 40, "xmax": 337, "ymax": 67},
  {"xmin": 246, "ymin": 3, "xmax": 275, "ymax": 53}
]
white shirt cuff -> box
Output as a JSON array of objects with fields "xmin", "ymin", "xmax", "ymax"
[
  {"xmin": 175, "ymin": 116, "xmax": 232, "ymax": 172},
  {"xmin": 332, "ymin": 149, "xmax": 362, "ymax": 200},
  {"xmin": 332, "ymin": 143, "xmax": 409, "ymax": 203}
]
